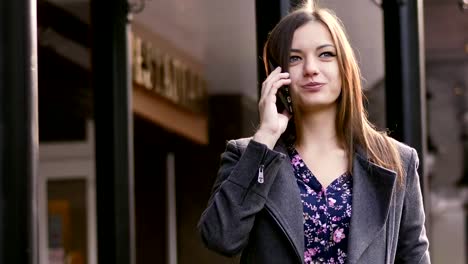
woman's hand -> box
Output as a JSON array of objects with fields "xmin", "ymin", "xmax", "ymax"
[{"xmin": 253, "ymin": 67, "xmax": 292, "ymax": 149}]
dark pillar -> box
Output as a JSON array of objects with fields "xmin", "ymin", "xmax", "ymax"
[
  {"xmin": 90, "ymin": 1, "xmax": 135, "ymax": 264},
  {"xmin": 0, "ymin": 0, "xmax": 39, "ymax": 263},
  {"xmin": 255, "ymin": 0, "xmax": 291, "ymax": 97},
  {"xmin": 382, "ymin": 0, "xmax": 428, "ymax": 196}
]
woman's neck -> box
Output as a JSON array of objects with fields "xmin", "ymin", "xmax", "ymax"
[{"xmin": 294, "ymin": 105, "xmax": 342, "ymax": 153}]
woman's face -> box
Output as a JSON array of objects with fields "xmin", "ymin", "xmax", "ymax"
[{"xmin": 288, "ymin": 20, "xmax": 342, "ymax": 112}]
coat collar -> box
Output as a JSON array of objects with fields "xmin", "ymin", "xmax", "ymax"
[
  {"xmin": 265, "ymin": 140, "xmax": 397, "ymax": 264},
  {"xmin": 347, "ymin": 147, "xmax": 397, "ymax": 263}
]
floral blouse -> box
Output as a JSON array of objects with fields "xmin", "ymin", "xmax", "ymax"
[{"xmin": 288, "ymin": 146, "xmax": 353, "ymax": 264}]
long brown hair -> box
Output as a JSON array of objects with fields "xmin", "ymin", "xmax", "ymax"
[{"xmin": 263, "ymin": 1, "xmax": 404, "ymax": 182}]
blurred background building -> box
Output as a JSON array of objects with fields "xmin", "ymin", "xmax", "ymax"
[{"xmin": 0, "ymin": 0, "xmax": 467, "ymax": 263}]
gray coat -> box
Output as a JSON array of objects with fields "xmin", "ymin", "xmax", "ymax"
[{"xmin": 198, "ymin": 138, "xmax": 430, "ymax": 263}]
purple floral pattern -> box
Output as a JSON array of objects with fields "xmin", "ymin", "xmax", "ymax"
[{"xmin": 288, "ymin": 146, "xmax": 353, "ymax": 264}]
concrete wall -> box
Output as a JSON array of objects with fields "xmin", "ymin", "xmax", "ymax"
[
  {"xmin": 133, "ymin": 0, "xmax": 206, "ymax": 63},
  {"xmin": 424, "ymin": 2, "xmax": 467, "ymax": 61},
  {"xmin": 134, "ymin": 0, "xmax": 259, "ymax": 100},
  {"xmin": 426, "ymin": 61, "xmax": 468, "ymax": 189}
]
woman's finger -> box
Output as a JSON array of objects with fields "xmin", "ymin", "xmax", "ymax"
[
  {"xmin": 261, "ymin": 67, "xmax": 282, "ymax": 95},
  {"xmin": 262, "ymin": 72, "xmax": 290, "ymax": 98},
  {"xmin": 264, "ymin": 66, "xmax": 282, "ymax": 83},
  {"xmin": 267, "ymin": 78, "xmax": 291, "ymax": 98}
]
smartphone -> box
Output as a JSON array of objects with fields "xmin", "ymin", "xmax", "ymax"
[{"xmin": 268, "ymin": 61, "xmax": 293, "ymax": 115}]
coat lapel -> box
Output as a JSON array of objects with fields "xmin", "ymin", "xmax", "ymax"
[
  {"xmin": 347, "ymin": 149, "xmax": 397, "ymax": 264},
  {"xmin": 264, "ymin": 140, "xmax": 304, "ymax": 263}
]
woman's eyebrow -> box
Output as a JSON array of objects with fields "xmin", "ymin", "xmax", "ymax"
[
  {"xmin": 290, "ymin": 44, "xmax": 336, "ymax": 53},
  {"xmin": 317, "ymin": 44, "xmax": 335, "ymax": 50}
]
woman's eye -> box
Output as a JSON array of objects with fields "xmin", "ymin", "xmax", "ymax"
[
  {"xmin": 319, "ymin": 52, "xmax": 336, "ymax": 58},
  {"xmin": 289, "ymin": 56, "xmax": 301, "ymax": 63}
]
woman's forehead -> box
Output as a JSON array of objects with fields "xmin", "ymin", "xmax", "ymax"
[{"xmin": 291, "ymin": 21, "xmax": 334, "ymax": 50}]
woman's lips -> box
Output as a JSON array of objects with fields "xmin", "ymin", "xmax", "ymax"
[{"xmin": 302, "ymin": 82, "xmax": 325, "ymax": 91}]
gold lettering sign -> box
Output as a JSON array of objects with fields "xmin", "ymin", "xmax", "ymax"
[{"xmin": 131, "ymin": 32, "xmax": 207, "ymax": 114}]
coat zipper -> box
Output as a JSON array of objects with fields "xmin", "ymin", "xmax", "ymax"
[
  {"xmin": 265, "ymin": 206, "xmax": 302, "ymax": 263},
  {"xmin": 257, "ymin": 146, "xmax": 268, "ymax": 184},
  {"xmin": 258, "ymin": 165, "xmax": 264, "ymax": 183}
]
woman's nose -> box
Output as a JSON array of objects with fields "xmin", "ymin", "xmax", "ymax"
[{"xmin": 303, "ymin": 58, "xmax": 319, "ymax": 76}]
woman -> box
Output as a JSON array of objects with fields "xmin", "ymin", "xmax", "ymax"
[{"xmin": 198, "ymin": 2, "xmax": 430, "ymax": 263}]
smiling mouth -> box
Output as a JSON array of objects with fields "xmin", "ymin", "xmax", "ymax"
[{"xmin": 303, "ymin": 82, "xmax": 325, "ymax": 91}]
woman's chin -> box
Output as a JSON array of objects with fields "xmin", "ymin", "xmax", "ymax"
[{"xmin": 297, "ymin": 99, "xmax": 338, "ymax": 112}]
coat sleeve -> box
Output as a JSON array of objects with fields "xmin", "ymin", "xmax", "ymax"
[
  {"xmin": 396, "ymin": 148, "xmax": 431, "ymax": 264},
  {"xmin": 197, "ymin": 139, "xmax": 286, "ymax": 256}
]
